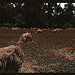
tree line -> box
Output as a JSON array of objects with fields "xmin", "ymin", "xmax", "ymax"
[{"xmin": 0, "ymin": 3, "xmax": 75, "ymax": 28}]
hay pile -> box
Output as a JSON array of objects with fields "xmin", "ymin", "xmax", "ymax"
[
  {"xmin": 71, "ymin": 28, "xmax": 75, "ymax": 31},
  {"xmin": 47, "ymin": 28, "xmax": 50, "ymax": 29},
  {"xmin": 52, "ymin": 29, "xmax": 57, "ymax": 33},
  {"xmin": 6, "ymin": 28, "xmax": 8, "ymax": 30},
  {"xmin": 66, "ymin": 28, "xmax": 72, "ymax": 31},
  {"xmin": 2, "ymin": 27, "xmax": 5, "ymax": 29},
  {"xmin": 17, "ymin": 33, "xmax": 34, "ymax": 45},
  {"xmin": 36, "ymin": 29, "xmax": 43, "ymax": 33},
  {"xmin": 43, "ymin": 29, "xmax": 47, "ymax": 31},
  {"xmin": 0, "ymin": 45, "xmax": 35, "ymax": 73},
  {"xmin": 12, "ymin": 27, "xmax": 20, "ymax": 31},
  {"xmin": 66, "ymin": 28, "xmax": 75, "ymax": 31},
  {"xmin": 31, "ymin": 27, "xmax": 33, "ymax": 29},
  {"xmin": 33, "ymin": 28, "xmax": 37, "ymax": 31},
  {"xmin": 53, "ymin": 28, "xmax": 62, "ymax": 33},
  {"xmin": 0, "ymin": 45, "xmax": 25, "ymax": 73}
]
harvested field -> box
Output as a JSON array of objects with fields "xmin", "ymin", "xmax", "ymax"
[{"xmin": 0, "ymin": 28, "xmax": 75, "ymax": 73}]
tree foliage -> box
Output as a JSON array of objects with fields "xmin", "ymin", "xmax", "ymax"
[{"xmin": 0, "ymin": 3, "xmax": 75, "ymax": 28}]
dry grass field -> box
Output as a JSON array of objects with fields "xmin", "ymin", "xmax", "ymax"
[{"xmin": 0, "ymin": 28, "xmax": 75, "ymax": 73}]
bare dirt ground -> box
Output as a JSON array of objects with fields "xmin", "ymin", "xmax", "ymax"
[{"xmin": 0, "ymin": 28, "xmax": 75, "ymax": 73}]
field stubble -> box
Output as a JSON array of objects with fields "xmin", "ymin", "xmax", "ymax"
[{"xmin": 0, "ymin": 28, "xmax": 75, "ymax": 73}]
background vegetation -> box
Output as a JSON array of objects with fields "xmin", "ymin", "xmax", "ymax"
[{"xmin": 0, "ymin": 3, "xmax": 75, "ymax": 28}]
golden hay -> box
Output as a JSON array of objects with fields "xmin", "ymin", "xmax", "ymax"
[
  {"xmin": 31, "ymin": 27, "xmax": 33, "ymax": 29},
  {"xmin": 36, "ymin": 29, "xmax": 43, "ymax": 33},
  {"xmin": 58, "ymin": 29, "xmax": 62, "ymax": 32},
  {"xmin": 17, "ymin": 33, "xmax": 34, "ymax": 45},
  {"xmin": 48, "ymin": 28, "xmax": 50, "ymax": 29},
  {"xmin": 0, "ymin": 45, "xmax": 25, "ymax": 73},
  {"xmin": 43, "ymin": 29, "xmax": 47, "ymax": 31},
  {"xmin": 72, "ymin": 28, "xmax": 75, "ymax": 31},
  {"xmin": 53, "ymin": 28, "xmax": 62, "ymax": 33},
  {"xmin": 12, "ymin": 27, "xmax": 20, "ymax": 31},
  {"xmin": 6, "ymin": 28, "xmax": 9, "ymax": 29},
  {"xmin": 66, "ymin": 28, "xmax": 75, "ymax": 31},
  {"xmin": 66, "ymin": 28, "xmax": 72, "ymax": 31},
  {"xmin": 33, "ymin": 28, "xmax": 37, "ymax": 31},
  {"xmin": 0, "ymin": 45, "xmax": 35, "ymax": 73},
  {"xmin": 52, "ymin": 29, "xmax": 57, "ymax": 33}
]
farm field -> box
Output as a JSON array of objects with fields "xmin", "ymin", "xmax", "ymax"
[{"xmin": 0, "ymin": 28, "xmax": 75, "ymax": 73}]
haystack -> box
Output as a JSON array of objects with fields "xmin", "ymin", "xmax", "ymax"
[
  {"xmin": 72, "ymin": 28, "xmax": 75, "ymax": 31},
  {"xmin": 36, "ymin": 29, "xmax": 43, "ymax": 33},
  {"xmin": 33, "ymin": 28, "xmax": 37, "ymax": 31},
  {"xmin": 66, "ymin": 28, "xmax": 72, "ymax": 31},
  {"xmin": 66, "ymin": 28, "xmax": 75, "ymax": 31},
  {"xmin": 52, "ymin": 29, "xmax": 57, "ymax": 33},
  {"xmin": 17, "ymin": 33, "xmax": 34, "ymax": 45},
  {"xmin": 12, "ymin": 27, "xmax": 18, "ymax": 31},
  {"xmin": 17, "ymin": 28, "xmax": 20, "ymax": 30},
  {"xmin": 6, "ymin": 28, "xmax": 8, "ymax": 30},
  {"xmin": 31, "ymin": 27, "xmax": 33, "ymax": 29},
  {"xmin": 12, "ymin": 27, "xmax": 20, "ymax": 31},
  {"xmin": 3, "ymin": 27, "xmax": 5, "ymax": 29},
  {"xmin": 43, "ymin": 29, "xmax": 47, "ymax": 31},
  {"xmin": 53, "ymin": 28, "xmax": 62, "ymax": 33},
  {"xmin": 48, "ymin": 28, "xmax": 50, "ymax": 29},
  {"xmin": 0, "ymin": 45, "xmax": 25, "ymax": 73},
  {"xmin": 58, "ymin": 29, "xmax": 62, "ymax": 32}
]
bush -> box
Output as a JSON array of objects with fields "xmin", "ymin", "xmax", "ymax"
[{"xmin": 62, "ymin": 23, "xmax": 72, "ymax": 29}]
